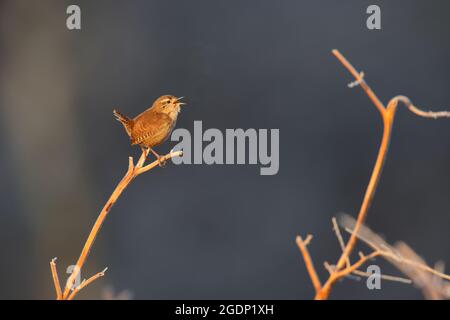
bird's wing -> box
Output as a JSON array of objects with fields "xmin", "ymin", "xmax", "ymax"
[{"xmin": 131, "ymin": 112, "xmax": 173, "ymax": 145}]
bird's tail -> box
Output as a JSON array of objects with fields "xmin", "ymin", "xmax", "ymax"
[{"xmin": 113, "ymin": 109, "xmax": 133, "ymax": 137}]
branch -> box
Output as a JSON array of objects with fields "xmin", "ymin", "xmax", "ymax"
[
  {"xmin": 50, "ymin": 257, "xmax": 62, "ymax": 300},
  {"xmin": 341, "ymin": 215, "xmax": 450, "ymax": 283},
  {"xmin": 332, "ymin": 49, "xmax": 385, "ymax": 116},
  {"xmin": 327, "ymin": 217, "xmax": 411, "ymax": 284},
  {"xmin": 332, "ymin": 217, "xmax": 350, "ymax": 268},
  {"xmin": 67, "ymin": 267, "xmax": 108, "ymax": 300},
  {"xmin": 296, "ymin": 235, "xmax": 322, "ymax": 293},
  {"xmin": 136, "ymin": 151, "xmax": 183, "ymax": 175},
  {"xmin": 351, "ymin": 269, "xmax": 412, "ymax": 284},
  {"xmin": 297, "ymin": 49, "xmax": 450, "ymax": 300},
  {"xmin": 391, "ymin": 95, "xmax": 450, "ymax": 119},
  {"xmin": 51, "ymin": 149, "xmax": 182, "ymax": 300}
]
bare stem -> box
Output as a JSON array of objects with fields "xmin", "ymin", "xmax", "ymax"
[
  {"xmin": 50, "ymin": 257, "xmax": 62, "ymax": 300},
  {"xmin": 67, "ymin": 267, "xmax": 108, "ymax": 300},
  {"xmin": 296, "ymin": 235, "xmax": 322, "ymax": 293}
]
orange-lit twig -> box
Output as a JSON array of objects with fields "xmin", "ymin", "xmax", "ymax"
[
  {"xmin": 50, "ymin": 257, "xmax": 62, "ymax": 300},
  {"xmin": 296, "ymin": 235, "xmax": 322, "ymax": 293},
  {"xmin": 67, "ymin": 267, "xmax": 108, "ymax": 300}
]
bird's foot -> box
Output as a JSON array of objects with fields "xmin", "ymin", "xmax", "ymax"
[
  {"xmin": 148, "ymin": 147, "xmax": 166, "ymax": 167},
  {"xmin": 157, "ymin": 156, "xmax": 167, "ymax": 167}
]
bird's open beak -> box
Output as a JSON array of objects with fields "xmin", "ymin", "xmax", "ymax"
[{"xmin": 176, "ymin": 96, "xmax": 186, "ymax": 106}]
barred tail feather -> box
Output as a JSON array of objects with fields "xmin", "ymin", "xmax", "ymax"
[{"xmin": 113, "ymin": 109, "xmax": 133, "ymax": 137}]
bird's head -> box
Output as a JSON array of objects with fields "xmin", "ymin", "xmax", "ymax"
[{"xmin": 153, "ymin": 95, "xmax": 186, "ymax": 120}]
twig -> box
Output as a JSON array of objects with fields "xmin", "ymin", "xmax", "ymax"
[
  {"xmin": 341, "ymin": 215, "xmax": 450, "ymax": 298},
  {"xmin": 296, "ymin": 235, "xmax": 322, "ymax": 293},
  {"xmin": 333, "ymin": 251, "xmax": 381, "ymax": 279},
  {"xmin": 67, "ymin": 267, "xmax": 108, "ymax": 300},
  {"xmin": 330, "ymin": 217, "xmax": 411, "ymax": 284},
  {"xmin": 332, "ymin": 217, "xmax": 350, "ymax": 268},
  {"xmin": 341, "ymin": 217, "xmax": 450, "ymax": 282},
  {"xmin": 351, "ymin": 269, "xmax": 412, "ymax": 284},
  {"xmin": 50, "ymin": 257, "xmax": 62, "ymax": 300},
  {"xmin": 51, "ymin": 149, "xmax": 182, "ymax": 300},
  {"xmin": 331, "ymin": 49, "xmax": 385, "ymax": 116}
]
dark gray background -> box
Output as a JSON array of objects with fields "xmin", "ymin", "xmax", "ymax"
[{"xmin": 1, "ymin": 0, "xmax": 449, "ymax": 299}]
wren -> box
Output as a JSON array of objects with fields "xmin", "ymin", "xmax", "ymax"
[{"xmin": 113, "ymin": 95, "xmax": 185, "ymax": 164}]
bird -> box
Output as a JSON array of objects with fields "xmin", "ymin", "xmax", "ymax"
[{"xmin": 113, "ymin": 95, "xmax": 186, "ymax": 165}]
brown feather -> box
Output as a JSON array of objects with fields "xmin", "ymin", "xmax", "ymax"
[
  {"xmin": 113, "ymin": 110, "xmax": 133, "ymax": 137},
  {"xmin": 131, "ymin": 111, "xmax": 175, "ymax": 147}
]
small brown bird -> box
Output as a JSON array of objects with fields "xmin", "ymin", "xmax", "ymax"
[{"xmin": 113, "ymin": 95, "xmax": 185, "ymax": 164}]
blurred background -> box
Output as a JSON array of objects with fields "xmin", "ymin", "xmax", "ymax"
[{"xmin": 0, "ymin": 0, "xmax": 449, "ymax": 299}]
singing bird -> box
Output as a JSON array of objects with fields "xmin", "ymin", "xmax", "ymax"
[{"xmin": 113, "ymin": 95, "xmax": 185, "ymax": 164}]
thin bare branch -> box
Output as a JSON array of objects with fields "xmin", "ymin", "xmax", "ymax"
[
  {"xmin": 341, "ymin": 215, "xmax": 450, "ymax": 284},
  {"xmin": 332, "ymin": 49, "xmax": 385, "ymax": 115},
  {"xmin": 351, "ymin": 269, "xmax": 412, "ymax": 284},
  {"xmin": 332, "ymin": 217, "xmax": 350, "ymax": 268},
  {"xmin": 67, "ymin": 267, "xmax": 108, "ymax": 300},
  {"xmin": 136, "ymin": 151, "xmax": 183, "ymax": 175},
  {"xmin": 334, "ymin": 251, "xmax": 381, "ymax": 279},
  {"xmin": 296, "ymin": 235, "xmax": 322, "ymax": 293},
  {"xmin": 391, "ymin": 95, "xmax": 450, "ymax": 119},
  {"xmin": 50, "ymin": 257, "xmax": 62, "ymax": 300}
]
